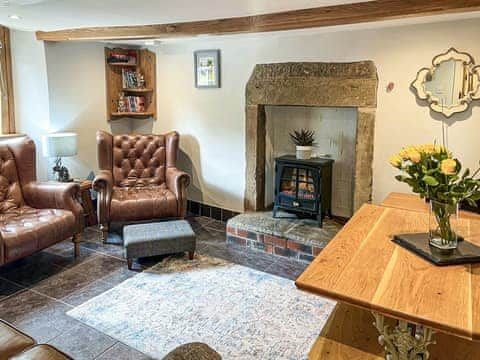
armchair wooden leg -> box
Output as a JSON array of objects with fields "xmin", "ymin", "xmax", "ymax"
[
  {"xmin": 188, "ymin": 251, "xmax": 195, "ymax": 260},
  {"xmin": 100, "ymin": 223, "xmax": 109, "ymax": 243},
  {"xmin": 72, "ymin": 233, "xmax": 81, "ymax": 258}
]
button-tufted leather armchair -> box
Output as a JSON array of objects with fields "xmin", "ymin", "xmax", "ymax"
[
  {"xmin": 93, "ymin": 131, "xmax": 190, "ymax": 242},
  {"xmin": 0, "ymin": 136, "xmax": 83, "ymax": 266}
]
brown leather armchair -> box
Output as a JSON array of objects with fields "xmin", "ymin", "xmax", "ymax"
[
  {"xmin": 93, "ymin": 131, "xmax": 190, "ymax": 242},
  {"xmin": 0, "ymin": 137, "xmax": 83, "ymax": 266}
]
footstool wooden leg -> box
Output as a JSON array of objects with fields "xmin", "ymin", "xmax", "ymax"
[
  {"xmin": 188, "ymin": 251, "xmax": 195, "ymax": 260},
  {"xmin": 127, "ymin": 258, "xmax": 133, "ymax": 270}
]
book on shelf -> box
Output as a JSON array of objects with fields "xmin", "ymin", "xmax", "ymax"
[
  {"xmin": 121, "ymin": 96, "xmax": 146, "ymax": 113},
  {"xmin": 107, "ymin": 51, "xmax": 137, "ymax": 65},
  {"xmin": 122, "ymin": 69, "xmax": 137, "ymax": 89},
  {"xmin": 122, "ymin": 69, "xmax": 139, "ymax": 88}
]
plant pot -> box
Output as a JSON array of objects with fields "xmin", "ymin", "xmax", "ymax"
[
  {"xmin": 296, "ymin": 146, "xmax": 313, "ymax": 160},
  {"xmin": 429, "ymin": 200, "xmax": 459, "ymax": 251}
]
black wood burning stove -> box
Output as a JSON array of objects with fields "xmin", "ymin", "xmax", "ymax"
[{"xmin": 273, "ymin": 155, "xmax": 334, "ymax": 227}]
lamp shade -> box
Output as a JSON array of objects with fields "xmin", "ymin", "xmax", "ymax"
[{"xmin": 42, "ymin": 132, "xmax": 78, "ymax": 158}]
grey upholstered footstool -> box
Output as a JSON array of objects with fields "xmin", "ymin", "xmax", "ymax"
[{"xmin": 123, "ymin": 220, "xmax": 196, "ymax": 270}]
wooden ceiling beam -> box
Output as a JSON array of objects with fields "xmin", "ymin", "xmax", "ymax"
[{"xmin": 36, "ymin": 0, "xmax": 480, "ymax": 42}]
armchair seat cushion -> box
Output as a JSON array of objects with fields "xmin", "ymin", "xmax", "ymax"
[
  {"xmin": 110, "ymin": 185, "xmax": 178, "ymax": 221},
  {"xmin": 0, "ymin": 207, "xmax": 76, "ymax": 262}
]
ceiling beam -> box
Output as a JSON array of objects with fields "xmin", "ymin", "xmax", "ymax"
[{"xmin": 36, "ymin": 0, "xmax": 480, "ymax": 42}]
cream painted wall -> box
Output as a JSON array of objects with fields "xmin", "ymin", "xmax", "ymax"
[
  {"xmin": 153, "ymin": 18, "xmax": 480, "ymax": 212},
  {"xmin": 10, "ymin": 30, "xmax": 51, "ymax": 180},
  {"xmin": 11, "ymin": 34, "xmax": 136, "ymax": 179},
  {"xmin": 44, "ymin": 41, "xmax": 134, "ymax": 179},
  {"xmin": 10, "ymin": 18, "xmax": 480, "ymax": 213}
]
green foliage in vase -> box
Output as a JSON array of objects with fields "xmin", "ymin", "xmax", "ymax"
[
  {"xmin": 389, "ymin": 144, "xmax": 480, "ymax": 206},
  {"xmin": 289, "ymin": 129, "xmax": 316, "ymax": 146}
]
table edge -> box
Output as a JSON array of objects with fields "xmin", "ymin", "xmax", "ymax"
[{"xmin": 295, "ymin": 279, "xmax": 475, "ymax": 341}]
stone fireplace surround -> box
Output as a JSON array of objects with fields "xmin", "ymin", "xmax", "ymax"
[{"xmin": 244, "ymin": 61, "xmax": 378, "ymax": 213}]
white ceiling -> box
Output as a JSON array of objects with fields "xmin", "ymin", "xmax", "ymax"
[
  {"xmin": 0, "ymin": 0, "xmax": 479, "ymax": 40},
  {"xmin": 0, "ymin": 0, "xmax": 372, "ymax": 32}
]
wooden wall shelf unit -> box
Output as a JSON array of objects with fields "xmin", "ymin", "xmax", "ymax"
[{"xmin": 105, "ymin": 47, "xmax": 156, "ymax": 121}]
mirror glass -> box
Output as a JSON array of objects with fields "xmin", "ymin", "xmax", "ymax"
[{"xmin": 412, "ymin": 48, "xmax": 480, "ymax": 117}]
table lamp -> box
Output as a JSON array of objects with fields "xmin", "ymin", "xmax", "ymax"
[{"xmin": 42, "ymin": 132, "xmax": 78, "ymax": 182}]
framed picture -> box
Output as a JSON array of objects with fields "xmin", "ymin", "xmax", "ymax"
[{"xmin": 194, "ymin": 50, "xmax": 220, "ymax": 88}]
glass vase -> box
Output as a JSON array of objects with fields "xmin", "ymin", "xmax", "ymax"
[{"xmin": 429, "ymin": 200, "xmax": 459, "ymax": 251}]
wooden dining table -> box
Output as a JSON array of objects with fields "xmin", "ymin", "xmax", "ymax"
[{"xmin": 296, "ymin": 194, "xmax": 480, "ymax": 359}]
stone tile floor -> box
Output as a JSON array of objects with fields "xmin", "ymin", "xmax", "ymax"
[{"xmin": 0, "ymin": 215, "xmax": 309, "ymax": 360}]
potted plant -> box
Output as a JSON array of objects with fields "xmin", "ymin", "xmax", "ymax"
[
  {"xmin": 290, "ymin": 129, "xmax": 315, "ymax": 160},
  {"xmin": 390, "ymin": 144, "xmax": 480, "ymax": 251}
]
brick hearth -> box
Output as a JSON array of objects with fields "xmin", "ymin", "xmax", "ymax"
[{"xmin": 226, "ymin": 211, "xmax": 342, "ymax": 262}]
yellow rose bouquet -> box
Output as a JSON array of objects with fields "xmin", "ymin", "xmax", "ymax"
[{"xmin": 390, "ymin": 144, "xmax": 480, "ymax": 249}]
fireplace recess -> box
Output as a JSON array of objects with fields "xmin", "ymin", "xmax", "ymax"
[
  {"xmin": 273, "ymin": 155, "xmax": 333, "ymax": 227},
  {"xmin": 245, "ymin": 62, "xmax": 377, "ymax": 212}
]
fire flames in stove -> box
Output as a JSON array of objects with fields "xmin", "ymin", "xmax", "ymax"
[{"xmin": 280, "ymin": 169, "xmax": 315, "ymax": 199}]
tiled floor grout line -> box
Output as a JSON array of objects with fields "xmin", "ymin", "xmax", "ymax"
[
  {"xmin": 79, "ymin": 245, "xmax": 126, "ymax": 262},
  {"xmin": 202, "ymin": 227, "xmax": 227, "ymax": 234},
  {"xmin": 46, "ymin": 320, "xmax": 118, "ymax": 358},
  {"xmin": 201, "ymin": 223, "xmax": 227, "ymax": 232},
  {"xmin": 1, "ymin": 268, "xmax": 79, "ymax": 307},
  {"xmin": 56, "ymin": 249, "xmax": 113, "ymax": 271},
  {"xmin": 0, "ymin": 275, "xmax": 27, "ymax": 289},
  {"xmin": 27, "ymin": 287, "xmax": 74, "ymax": 308},
  {"xmin": 0, "ymin": 278, "xmax": 29, "ymax": 303},
  {"xmin": 263, "ymin": 260, "xmax": 280, "ymax": 274},
  {"xmin": 46, "ymin": 323, "xmax": 79, "ymax": 346},
  {"xmin": 83, "ymin": 278, "xmax": 118, "ymax": 294},
  {"xmin": 91, "ymin": 341, "xmax": 118, "ymax": 359}
]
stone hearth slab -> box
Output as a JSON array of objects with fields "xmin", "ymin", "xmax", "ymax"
[{"xmin": 227, "ymin": 211, "xmax": 342, "ymax": 262}]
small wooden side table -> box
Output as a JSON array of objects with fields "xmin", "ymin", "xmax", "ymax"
[{"xmin": 76, "ymin": 180, "xmax": 97, "ymax": 227}]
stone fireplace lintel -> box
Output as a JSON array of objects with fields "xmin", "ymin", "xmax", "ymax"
[{"xmin": 244, "ymin": 61, "xmax": 378, "ymax": 212}]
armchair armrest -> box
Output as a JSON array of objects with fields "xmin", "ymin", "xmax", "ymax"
[
  {"xmin": 93, "ymin": 170, "xmax": 113, "ymax": 226},
  {"xmin": 93, "ymin": 170, "xmax": 113, "ymax": 192},
  {"xmin": 166, "ymin": 167, "xmax": 190, "ymax": 218},
  {"xmin": 22, "ymin": 181, "xmax": 84, "ymax": 232}
]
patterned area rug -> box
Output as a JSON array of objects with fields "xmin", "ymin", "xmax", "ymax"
[{"xmin": 67, "ymin": 255, "xmax": 335, "ymax": 359}]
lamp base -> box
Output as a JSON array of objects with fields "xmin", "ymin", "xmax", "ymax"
[{"xmin": 53, "ymin": 157, "xmax": 71, "ymax": 182}]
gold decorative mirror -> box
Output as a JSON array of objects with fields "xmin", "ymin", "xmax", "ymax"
[{"xmin": 411, "ymin": 48, "xmax": 480, "ymax": 117}]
